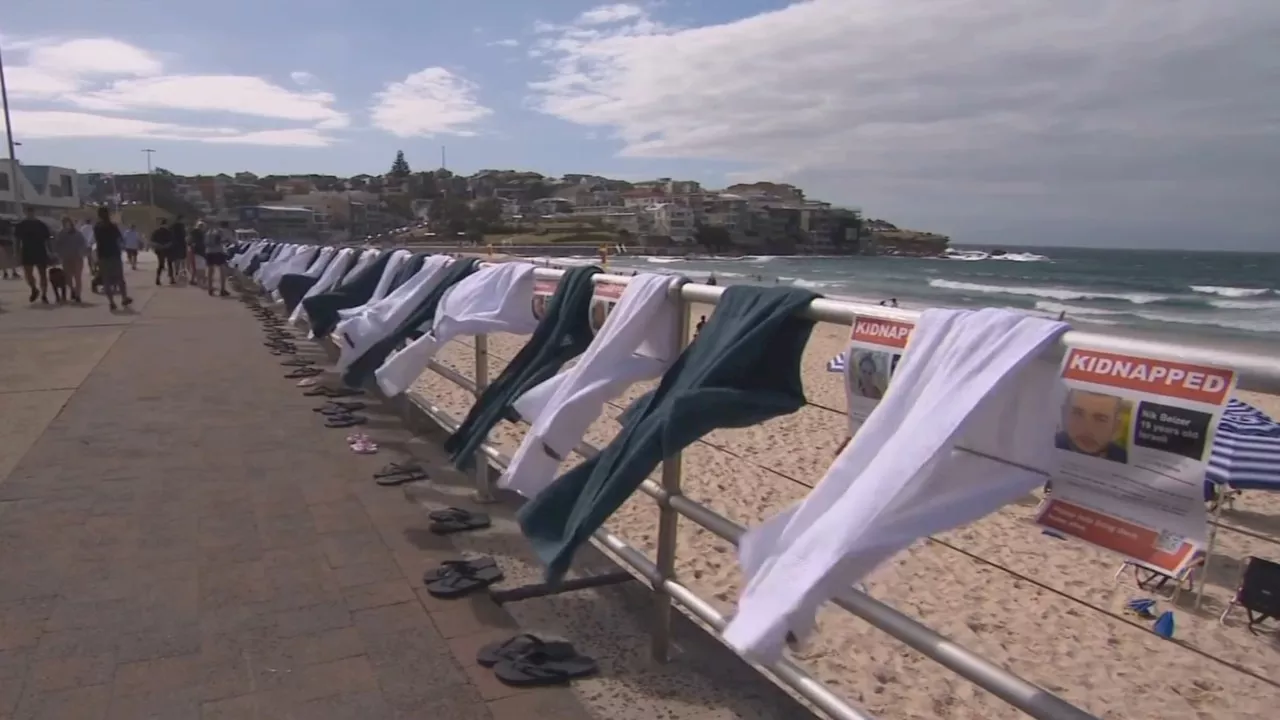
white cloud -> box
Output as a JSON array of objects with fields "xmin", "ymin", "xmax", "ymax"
[
  {"xmin": 576, "ymin": 3, "xmax": 644, "ymax": 25},
  {"xmin": 369, "ymin": 67, "xmax": 492, "ymax": 138},
  {"xmin": 3, "ymin": 36, "xmax": 348, "ymax": 145},
  {"xmin": 0, "ymin": 110, "xmax": 337, "ymax": 147},
  {"xmin": 75, "ymin": 75, "xmax": 349, "ymax": 129},
  {"xmin": 527, "ymin": 1, "xmax": 1280, "ymax": 246},
  {"xmin": 290, "ymin": 71, "xmax": 317, "ymax": 86},
  {"xmin": 487, "ymin": 38, "xmax": 520, "ymax": 48}
]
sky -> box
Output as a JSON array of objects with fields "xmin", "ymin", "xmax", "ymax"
[{"xmin": 1, "ymin": 0, "xmax": 1277, "ymax": 250}]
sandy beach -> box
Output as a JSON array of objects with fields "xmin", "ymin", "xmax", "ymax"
[{"xmin": 407, "ymin": 298, "xmax": 1280, "ymax": 720}]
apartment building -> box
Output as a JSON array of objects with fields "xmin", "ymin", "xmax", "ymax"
[{"xmin": 648, "ymin": 202, "xmax": 695, "ymax": 243}]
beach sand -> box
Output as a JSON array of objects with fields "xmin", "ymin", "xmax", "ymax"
[{"xmin": 408, "ymin": 302, "xmax": 1280, "ymax": 720}]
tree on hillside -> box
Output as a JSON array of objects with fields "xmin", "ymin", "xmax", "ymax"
[
  {"xmin": 471, "ymin": 197, "xmax": 503, "ymax": 228},
  {"xmin": 390, "ymin": 151, "xmax": 411, "ymax": 178},
  {"xmin": 411, "ymin": 171, "xmax": 439, "ymax": 200}
]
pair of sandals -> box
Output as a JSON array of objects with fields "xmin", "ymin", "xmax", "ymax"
[
  {"xmin": 476, "ymin": 634, "xmax": 599, "ymax": 687},
  {"xmin": 303, "ymin": 385, "xmax": 364, "ymax": 399},
  {"xmin": 285, "ymin": 366, "xmax": 324, "ymax": 379},
  {"xmin": 316, "ymin": 400, "xmax": 370, "ymax": 428},
  {"xmin": 372, "ymin": 461, "xmax": 428, "ymax": 486},
  {"xmin": 423, "ymin": 556, "xmax": 503, "ymax": 599},
  {"xmin": 427, "ymin": 507, "xmax": 491, "ymax": 535}
]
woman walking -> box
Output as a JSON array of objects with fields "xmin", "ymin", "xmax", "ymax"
[{"xmin": 52, "ymin": 216, "xmax": 90, "ymax": 303}]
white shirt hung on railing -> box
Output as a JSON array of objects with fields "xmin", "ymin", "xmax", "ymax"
[
  {"xmin": 332, "ymin": 256, "xmax": 454, "ymax": 372},
  {"xmin": 375, "ymin": 262, "xmax": 539, "ymax": 397},
  {"xmin": 357, "ymin": 249, "xmax": 413, "ymax": 310},
  {"xmin": 256, "ymin": 245, "xmax": 305, "ymax": 288},
  {"xmin": 724, "ymin": 308, "xmax": 1068, "ymax": 663},
  {"xmin": 289, "ymin": 248, "xmax": 358, "ymax": 324},
  {"xmin": 501, "ymin": 273, "xmax": 683, "ymax": 499},
  {"xmin": 270, "ymin": 246, "xmax": 333, "ymax": 298}
]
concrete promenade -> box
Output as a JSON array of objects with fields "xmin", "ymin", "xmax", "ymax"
[{"xmin": 0, "ymin": 257, "xmax": 813, "ymax": 720}]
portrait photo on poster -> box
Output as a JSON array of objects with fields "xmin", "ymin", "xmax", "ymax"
[
  {"xmin": 589, "ymin": 297, "xmax": 614, "ymax": 334},
  {"xmin": 1055, "ymin": 389, "xmax": 1133, "ymax": 464},
  {"xmin": 847, "ymin": 349, "xmax": 898, "ymax": 400},
  {"xmin": 532, "ymin": 294, "xmax": 548, "ymax": 321}
]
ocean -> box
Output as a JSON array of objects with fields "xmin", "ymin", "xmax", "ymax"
[{"xmin": 545, "ymin": 246, "xmax": 1280, "ymax": 350}]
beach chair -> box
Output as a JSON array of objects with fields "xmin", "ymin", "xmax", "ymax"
[
  {"xmin": 1113, "ymin": 554, "xmax": 1204, "ymax": 600},
  {"xmin": 1219, "ymin": 556, "xmax": 1280, "ymax": 633}
]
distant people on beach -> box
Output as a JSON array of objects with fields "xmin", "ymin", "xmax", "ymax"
[
  {"xmin": 1055, "ymin": 390, "xmax": 1129, "ymax": 464},
  {"xmin": 706, "ymin": 273, "xmax": 717, "ymax": 286}
]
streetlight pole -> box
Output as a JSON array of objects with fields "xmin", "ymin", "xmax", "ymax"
[
  {"xmin": 0, "ymin": 41, "xmax": 23, "ymax": 206},
  {"xmin": 142, "ymin": 148, "xmax": 156, "ymax": 228}
]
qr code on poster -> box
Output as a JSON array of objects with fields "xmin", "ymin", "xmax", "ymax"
[{"xmin": 1154, "ymin": 530, "xmax": 1184, "ymax": 554}]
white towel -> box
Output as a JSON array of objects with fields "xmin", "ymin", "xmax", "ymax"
[
  {"xmin": 724, "ymin": 308, "xmax": 1067, "ymax": 663},
  {"xmin": 500, "ymin": 273, "xmax": 682, "ymax": 498},
  {"xmin": 333, "ymin": 256, "xmax": 453, "ymax": 372},
  {"xmin": 375, "ymin": 262, "xmax": 539, "ymax": 397}
]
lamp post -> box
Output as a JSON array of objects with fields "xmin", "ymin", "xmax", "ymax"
[
  {"xmin": 142, "ymin": 148, "xmax": 156, "ymax": 229},
  {"xmin": 0, "ymin": 42, "xmax": 22, "ymax": 206}
]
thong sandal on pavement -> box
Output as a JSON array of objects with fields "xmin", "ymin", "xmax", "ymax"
[
  {"xmin": 314, "ymin": 401, "xmax": 367, "ymax": 414},
  {"xmin": 280, "ymin": 358, "xmax": 315, "ymax": 366},
  {"xmin": 476, "ymin": 634, "xmax": 575, "ymax": 668},
  {"xmin": 492, "ymin": 645, "xmax": 598, "ymax": 687},
  {"xmin": 349, "ymin": 437, "xmax": 378, "ymax": 454},
  {"xmin": 325, "ymin": 414, "xmax": 368, "ymax": 429},
  {"xmin": 428, "ymin": 508, "xmax": 491, "ymax": 535},
  {"xmin": 285, "ymin": 366, "xmax": 323, "ymax": 379},
  {"xmin": 423, "ymin": 558, "xmax": 503, "ymax": 599}
]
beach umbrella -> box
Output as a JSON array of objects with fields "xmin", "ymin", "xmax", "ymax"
[{"xmin": 1205, "ymin": 398, "xmax": 1280, "ymax": 495}]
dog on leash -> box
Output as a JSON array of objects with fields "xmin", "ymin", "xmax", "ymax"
[{"xmin": 48, "ymin": 265, "xmax": 69, "ymax": 303}]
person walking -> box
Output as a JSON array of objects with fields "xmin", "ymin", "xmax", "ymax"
[
  {"xmin": 14, "ymin": 206, "xmax": 52, "ymax": 303},
  {"xmin": 123, "ymin": 224, "xmax": 142, "ymax": 269},
  {"xmin": 188, "ymin": 220, "xmax": 207, "ymax": 288},
  {"xmin": 0, "ymin": 216, "xmax": 16, "ymax": 280},
  {"xmin": 151, "ymin": 218, "xmax": 175, "ymax": 285},
  {"xmin": 204, "ymin": 221, "xmax": 232, "ymax": 297},
  {"xmin": 52, "ymin": 216, "xmax": 90, "ymax": 303},
  {"xmin": 93, "ymin": 207, "xmax": 132, "ymax": 311},
  {"xmin": 170, "ymin": 215, "xmax": 189, "ymax": 282}
]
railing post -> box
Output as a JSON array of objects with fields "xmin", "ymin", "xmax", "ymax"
[
  {"xmin": 651, "ymin": 296, "xmax": 690, "ymax": 662},
  {"xmin": 472, "ymin": 333, "xmax": 496, "ymax": 503}
]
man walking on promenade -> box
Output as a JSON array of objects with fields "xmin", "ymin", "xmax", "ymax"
[
  {"xmin": 152, "ymin": 218, "xmax": 176, "ymax": 285},
  {"xmin": 170, "ymin": 215, "xmax": 189, "ymax": 282},
  {"xmin": 14, "ymin": 205, "xmax": 52, "ymax": 303},
  {"xmin": 93, "ymin": 207, "xmax": 132, "ymax": 311},
  {"xmin": 204, "ymin": 220, "xmax": 232, "ymax": 297},
  {"xmin": 123, "ymin": 224, "xmax": 142, "ymax": 269}
]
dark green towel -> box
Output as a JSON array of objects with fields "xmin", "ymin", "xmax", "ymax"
[
  {"xmin": 303, "ymin": 251, "xmax": 394, "ymax": 337},
  {"xmin": 341, "ymin": 257, "xmax": 479, "ymax": 387},
  {"xmin": 518, "ymin": 285, "xmax": 818, "ymax": 582},
  {"xmin": 445, "ymin": 265, "xmax": 601, "ymax": 470}
]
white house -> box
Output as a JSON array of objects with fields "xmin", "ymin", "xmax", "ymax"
[{"xmin": 0, "ymin": 161, "xmax": 82, "ymax": 221}]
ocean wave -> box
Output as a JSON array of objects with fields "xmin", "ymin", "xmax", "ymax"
[
  {"xmin": 1208, "ymin": 298, "xmax": 1280, "ymax": 310},
  {"xmin": 743, "ymin": 255, "xmax": 777, "ymax": 262},
  {"xmin": 645, "ymin": 257, "xmax": 683, "ymax": 264},
  {"xmin": 1189, "ymin": 285, "xmax": 1272, "ymax": 298},
  {"xmin": 928, "ymin": 279, "xmax": 1166, "ymax": 304},
  {"xmin": 792, "ymin": 279, "xmax": 836, "ymax": 289},
  {"xmin": 944, "ymin": 249, "xmax": 1050, "ymax": 263},
  {"xmin": 1033, "ymin": 301, "xmax": 1126, "ymax": 317},
  {"xmin": 1135, "ymin": 310, "xmax": 1280, "ymax": 335}
]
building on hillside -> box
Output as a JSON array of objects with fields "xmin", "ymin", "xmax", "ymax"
[
  {"xmin": 648, "ymin": 203, "xmax": 695, "ymax": 243},
  {"xmin": 237, "ymin": 205, "xmax": 323, "ymax": 240},
  {"xmin": 0, "ymin": 162, "xmax": 82, "ymax": 221}
]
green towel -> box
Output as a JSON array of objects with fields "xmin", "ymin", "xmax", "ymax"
[
  {"xmin": 519, "ymin": 285, "xmax": 818, "ymax": 582},
  {"xmin": 445, "ymin": 265, "xmax": 601, "ymax": 470}
]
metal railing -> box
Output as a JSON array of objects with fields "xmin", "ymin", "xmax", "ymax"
[
  {"xmin": 401, "ymin": 265, "xmax": 1151, "ymax": 720},
  {"xmin": 251, "ymin": 246, "xmax": 1280, "ymax": 720}
]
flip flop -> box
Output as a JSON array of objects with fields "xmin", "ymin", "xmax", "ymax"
[
  {"xmin": 316, "ymin": 402, "xmax": 368, "ymax": 415},
  {"xmin": 476, "ymin": 634, "xmax": 575, "ymax": 668},
  {"xmin": 285, "ymin": 367, "xmax": 323, "ymax": 379},
  {"xmin": 350, "ymin": 437, "xmax": 378, "ymax": 454},
  {"xmin": 428, "ymin": 508, "xmax": 491, "ymax": 535},
  {"xmin": 421, "ymin": 557, "xmax": 498, "ymax": 584},
  {"xmin": 303, "ymin": 386, "xmax": 364, "ymax": 398},
  {"xmin": 492, "ymin": 645, "xmax": 598, "ymax": 687},
  {"xmin": 346, "ymin": 431, "xmax": 369, "ymax": 443},
  {"xmin": 281, "ymin": 359, "xmax": 315, "ymax": 366},
  {"xmin": 271, "ymin": 349, "xmax": 297, "ymax": 356},
  {"xmin": 423, "ymin": 558, "xmax": 503, "ymax": 599},
  {"xmin": 375, "ymin": 469, "xmax": 428, "ymax": 486},
  {"xmin": 373, "ymin": 461, "xmax": 424, "ymax": 479},
  {"xmin": 325, "ymin": 414, "xmax": 367, "ymax": 429}
]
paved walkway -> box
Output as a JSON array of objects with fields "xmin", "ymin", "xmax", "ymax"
[{"xmin": 0, "ymin": 261, "xmax": 596, "ymax": 719}]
